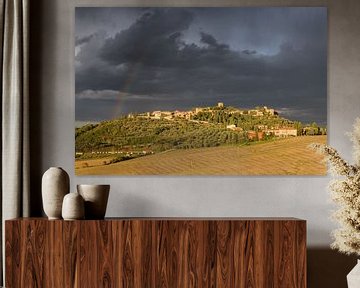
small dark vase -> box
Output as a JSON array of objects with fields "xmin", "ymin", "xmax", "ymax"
[{"xmin": 77, "ymin": 184, "xmax": 110, "ymax": 219}]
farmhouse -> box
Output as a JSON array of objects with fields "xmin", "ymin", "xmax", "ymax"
[
  {"xmin": 227, "ymin": 124, "xmax": 243, "ymax": 131},
  {"xmin": 249, "ymin": 109, "xmax": 264, "ymax": 116},
  {"xmin": 152, "ymin": 111, "xmax": 162, "ymax": 119},
  {"xmin": 266, "ymin": 128, "xmax": 297, "ymax": 137},
  {"xmin": 254, "ymin": 124, "xmax": 268, "ymax": 130},
  {"xmin": 247, "ymin": 106, "xmax": 278, "ymax": 117},
  {"xmin": 247, "ymin": 130, "xmax": 265, "ymax": 140},
  {"xmin": 247, "ymin": 130, "xmax": 257, "ymax": 140},
  {"xmin": 195, "ymin": 107, "xmax": 204, "ymax": 113},
  {"xmin": 263, "ymin": 106, "xmax": 276, "ymax": 116}
]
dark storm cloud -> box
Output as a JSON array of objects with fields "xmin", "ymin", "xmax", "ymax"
[
  {"xmin": 100, "ymin": 9, "xmax": 193, "ymax": 66},
  {"xmin": 199, "ymin": 32, "xmax": 229, "ymax": 50},
  {"xmin": 75, "ymin": 34, "xmax": 94, "ymax": 46},
  {"xmin": 75, "ymin": 7, "xmax": 327, "ymax": 124},
  {"xmin": 242, "ymin": 50, "xmax": 257, "ymax": 55}
]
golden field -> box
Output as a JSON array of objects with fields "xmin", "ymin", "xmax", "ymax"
[{"xmin": 75, "ymin": 135, "xmax": 327, "ymax": 175}]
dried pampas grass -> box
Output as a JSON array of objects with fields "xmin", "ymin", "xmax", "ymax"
[{"xmin": 310, "ymin": 118, "xmax": 360, "ymax": 255}]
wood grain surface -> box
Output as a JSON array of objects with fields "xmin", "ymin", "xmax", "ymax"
[{"xmin": 5, "ymin": 218, "xmax": 306, "ymax": 287}]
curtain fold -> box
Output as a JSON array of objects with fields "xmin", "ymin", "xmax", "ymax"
[{"xmin": 0, "ymin": 0, "xmax": 30, "ymax": 284}]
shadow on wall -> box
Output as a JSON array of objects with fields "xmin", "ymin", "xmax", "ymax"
[
  {"xmin": 308, "ymin": 248, "xmax": 357, "ymax": 288},
  {"xmin": 29, "ymin": 0, "xmax": 47, "ymax": 216}
]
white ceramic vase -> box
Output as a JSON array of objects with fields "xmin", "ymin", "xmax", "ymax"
[
  {"xmin": 347, "ymin": 260, "xmax": 360, "ymax": 288},
  {"xmin": 77, "ymin": 184, "xmax": 110, "ymax": 219},
  {"xmin": 62, "ymin": 192, "xmax": 85, "ymax": 220},
  {"xmin": 42, "ymin": 167, "xmax": 70, "ymax": 219}
]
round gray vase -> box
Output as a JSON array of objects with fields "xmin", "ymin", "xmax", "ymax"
[{"xmin": 62, "ymin": 192, "xmax": 85, "ymax": 220}]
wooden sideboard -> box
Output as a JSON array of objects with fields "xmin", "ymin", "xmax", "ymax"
[{"xmin": 5, "ymin": 218, "xmax": 306, "ymax": 287}]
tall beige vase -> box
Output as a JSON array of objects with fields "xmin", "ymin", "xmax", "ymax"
[{"xmin": 42, "ymin": 167, "xmax": 70, "ymax": 219}]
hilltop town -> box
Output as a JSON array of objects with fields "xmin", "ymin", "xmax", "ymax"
[
  {"xmin": 129, "ymin": 102, "xmax": 276, "ymax": 121},
  {"xmin": 127, "ymin": 102, "xmax": 325, "ymax": 139},
  {"xmin": 75, "ymin": 102, "xmax": 326, "ymax": 163}
]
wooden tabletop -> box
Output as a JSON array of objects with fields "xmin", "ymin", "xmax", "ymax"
[{"xmin": 6, "ymin": 216, "xmax": 305, "ymax": 221}]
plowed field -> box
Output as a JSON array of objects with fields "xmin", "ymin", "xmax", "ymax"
[{"xmin": 75, "ymin": 136, "xmax": 327, "ymax": 175}]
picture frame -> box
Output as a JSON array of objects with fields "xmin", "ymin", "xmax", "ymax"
[{"xmin": 75, "ymin": 6, "xmax": 327, "ymax": 176}]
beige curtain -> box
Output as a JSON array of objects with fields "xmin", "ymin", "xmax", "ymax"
[{"xmin": 0, "ymin": 0, "xmax": 30, "ymax": 284}]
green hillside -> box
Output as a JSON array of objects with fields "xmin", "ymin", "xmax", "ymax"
[{"xmin": 76, "ymin": 117, "xmax": 246, "ymax": 153}]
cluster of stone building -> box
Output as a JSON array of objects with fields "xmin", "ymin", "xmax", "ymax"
[
  {"xmin": 246, "ymin": 128, "xmax": 298, "ymax": 140},
  {"xmin": 130, "ymin": 102, "xmax": 277, "ymax": 121},
  {"xmin": 129, "ymin": 102, "xmax": 305, "ymax": 139},
  {"xmin": 227, "ymin": 123, "xmax": 298, "ymax": 139}
]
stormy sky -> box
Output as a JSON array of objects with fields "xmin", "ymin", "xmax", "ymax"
[{"xmin": 75, "ymin": 7, "xmax": 327, "ymax": 125}]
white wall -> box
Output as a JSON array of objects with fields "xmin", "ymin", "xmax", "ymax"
[{"xmin": 31, "ymin": 0, "xmax": 360, "ymax": 249}]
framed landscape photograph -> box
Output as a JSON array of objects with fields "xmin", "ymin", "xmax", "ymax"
[{"xmin": 75, "ymin": 7, "xmax": 327, "ymax": 175}]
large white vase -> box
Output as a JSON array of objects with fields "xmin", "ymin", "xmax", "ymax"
[
  {"xmin": 347, "ymin": 260, "xmax": 360, "ymax": 288},
  {"xmin": 42, "ymin": 167, "xmax": 70, "ymax": 219}
]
